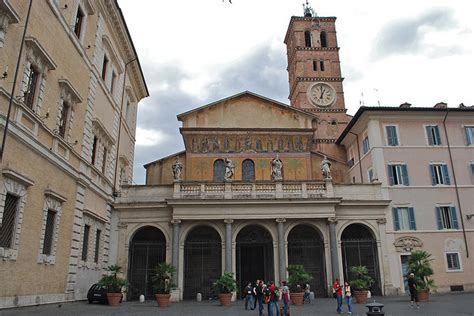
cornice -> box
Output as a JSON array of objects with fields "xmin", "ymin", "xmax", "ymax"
[{"xmin": 289, "ymin": 76, "xmax": 344, "ymax": 100}]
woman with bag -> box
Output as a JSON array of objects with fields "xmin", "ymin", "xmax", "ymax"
[
  {"xmin": 281, "ymin": 280, "xmax": 290, "ymax": 316},
  {"xmin": 344, "ymin": 281, "xmax": 353, "ymax": 314}
]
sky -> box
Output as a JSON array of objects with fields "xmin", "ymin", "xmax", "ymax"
[{"xmin": 117, "ymin": 0, "xmax": 474, "ymax": 184}]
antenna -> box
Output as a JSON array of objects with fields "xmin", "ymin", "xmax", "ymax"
[
  {"xmin": 359, "ymin": 92, "xmax": 365, "ymax": 106},
  {"xmin": 374, "ymin": 88, "xmax": 381, "ymax": 106}
]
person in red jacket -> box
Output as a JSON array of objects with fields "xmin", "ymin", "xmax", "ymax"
[{"xmin": 333, "ymin": 278, "xmax": 343, "ymax": 313}]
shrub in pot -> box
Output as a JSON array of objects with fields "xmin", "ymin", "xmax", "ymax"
[
  {"xmin": 349, "ymin": 265, "xmax": 374, "ymax": 304},
  {"xmin": 98, "ymin": 265, "xmax": 128, "ymax": 306},
  {"xmin": 408, "ymin": 250, "xmax": 435, "ymax": 301},
  {"xmin": 212, "ymin": 272, "xmax": 237, "ymax": 306},
  {"xmin": 287, "ymin": 264, "xmax": 312, "ymax": 305},
  {"xmin": 151, "ymin": 262, "xmax": 176, "ymax": 307}
]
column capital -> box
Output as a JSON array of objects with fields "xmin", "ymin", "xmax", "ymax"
[
  {"xmin": 117, "ymin": 222, "xmax": 128, "ymax": 229},
  {"xmin": 376, "ymin": 218, "xmax": 387, "ymax": 224},
  {"xmin": 171, "ymin": 219, "xmax": 181, "ymax": 225},
  {"xmin": 328, "ymin": 217, "xmax": 338, "ymax": 224},
  {"xmin": 224, "ymin": 219, "xmax": 234, "ymax": 224},
  {"xmin": 275, "ymin": 218, "xmax": 286, "ymax": 223}
]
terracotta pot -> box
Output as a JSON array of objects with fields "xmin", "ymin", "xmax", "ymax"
[
  {"xmin": 291, "ymin": 292, "xmax": 304, "ymax": 305},
  {"xmin": 106, "ymin": 292, "xmax": 122, "ymax": 306},
  {"xmin": 353, "ymin": 290, "xmax": 368, "ymax": 304},
  {"xmin": 218, "ymin": 293, "xmax": 232, "ymax": 306},
  {"xmin": 155, "ymin": 293, "xmax": 171, "ymax": 307},
  {"xmin": 418, "ymin": 290, "xmax": 429, "ymax": 302}
]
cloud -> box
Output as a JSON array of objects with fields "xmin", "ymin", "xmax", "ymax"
[
  {"xmin": 372, "ymin": 7, "xmax": 461, "ymax": 59},
  {"xmin": 135, "ymin": 127, "xmax": 169, "ymax": 146}
]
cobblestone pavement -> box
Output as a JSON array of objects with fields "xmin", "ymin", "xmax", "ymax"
[{"xmin": 1, "ymin": 292, "xmax": 473, "ymax": 316}]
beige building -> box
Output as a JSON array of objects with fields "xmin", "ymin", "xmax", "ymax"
[{"xmin": 0, "ymin": 0, "xmax": 148, "ymax": 308}]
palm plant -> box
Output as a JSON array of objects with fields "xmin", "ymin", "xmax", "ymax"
[
  {"xmin": 98, "ymin": 265, "xmax": 128, "ymax": 293},
  {"xmin": 287, "ymin": 264, "xmax": 312, "ymax": 293},
  {"xmin": 213, "ymin": 272, "xmax": 237, "ymax": 294},
  {"xmin": 349, "ymin": 265, "xmax": 374, "ymax": 290},
  {"xmin": 151, "ymin": 262, "xmax": 176, "ymax": 294},
  {"xmin": 408, "ymin": 250, "xmax": 435, "ymax": 291}
]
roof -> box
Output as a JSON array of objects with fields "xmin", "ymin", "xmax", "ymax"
[
  {"xmin": 284, "ymin": 16, "xmax": 337, "ymax": 44},
  {"xmin": 336, "ymin": 106, "xmax": 474, "ymax": 144},
  {"xmin": 177, "ymin": 90, "xmax": 317, "ymax": 120},
  {"xmin": 144, "ymin": 150, "xmax": 186, "ymax": 168}
]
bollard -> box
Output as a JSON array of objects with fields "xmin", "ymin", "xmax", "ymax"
[
  {"xmin": 196, "ymin": 293, "xmax": 202, "ymax": 302},
  {"xmin": 309, "ymin": 291, "xmax": 315, "ymax": 301},
  {"xmin": 139, "ymin": 294, "xmax": 145, "ymax": 303},
  {"xmin": 366, "ymin": 302, "xmax": 384, "ymax": 316}
]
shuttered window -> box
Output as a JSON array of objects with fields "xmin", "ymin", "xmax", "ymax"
[
  {"xmin": 446, "ymin": 253, "xmax": 461, "ymax": 271},
  {"xmin": 435, "ymin": 206, "xmax": 459, "ymax": 230},
  {"xmin": 426, "ymin": 125, "xmax": 442, "ymax": 145},
  {"xmin": 42, "ymin": 210, "xmax": 56, "ymax": 255},
  {"xmin": 94, "ymin": 229, "xmax": 101, "ymax": 263},
  {"xmin": 430, "ymin": 164, "xmax": 450, "ymax": 185},
  {"xmin": 385, "ymin": 126, "xmax": 399, "ymax": 146},
  {"xmin": 81, "ymin": 224, "xmax": 90, "ymax": 261},
  {"xmin": 387, "ymin": 164, "xmax": 409, "ymax": 186},
  {"xmin": 0, "ymin": 194, "xmax": 19, "ymax": 248},
  {"xmin": 392, "ymin": 207, "xmax": 416, "ymax": 231}
]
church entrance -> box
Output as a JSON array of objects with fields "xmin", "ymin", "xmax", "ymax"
[
  {"xmin": 236, "ymin": 225, "xmax": 274, "ymax": 297},
  {"xmin": 287, "ymin": 224, "xmax": 327, "ymax": 297},
  {"xmin": 183, "ymin": 226, "xmax": 222, "ymax": 300},
  {"xmin": 341, "ymin": 224, "xmax": 381, "ymax": 295},
  {"xmin": 128, "ymin": 226, "xmax": 166, "ymax": 300}
]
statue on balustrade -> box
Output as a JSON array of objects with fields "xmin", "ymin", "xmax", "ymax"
[
  {"xmin": 172, "ymin": 157, "xmax": 183, "ymax": 181},
  {"xmin": 224, "ymin": 158, "xmax": 235, "ymax": 181},
  {"xmin": 271, "ymin": 155, "xmax": 283, "ymax": 181},
  {"xmin": 321, "ymin": 156, "xmax": 332, "ymax": 179}
]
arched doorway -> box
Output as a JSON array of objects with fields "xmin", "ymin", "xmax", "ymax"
[
  {"xmin": 236, "ymin": 225, "xmax": 274, "ymax": 296},
  {"xmin": 287, "ymin": 225, "xmax": 327, "ymax": 297},
  {"xmin": 184, "ymin": 226, "xmax": 222, "ymax": 299},
  {"xmin": 128, "ymin": 226, "xmax": 166, "ymax": 299},
  {"xmin": 341, "ymin": 224, "xmax": 381, "ymax": 295}
]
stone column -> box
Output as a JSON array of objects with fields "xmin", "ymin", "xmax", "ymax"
[
  {"xmin": 276, "ymin": 218, "xmax": 286, "ymax": 282},
  {"xmin": 171, "ymin": 219, "xmax": 181, "ymax": 285},
  {"xmin": 224, "ymin": 219, "xmax": 234, "ymax": 273},
  {"xmin": 328, "ymin": 217, "xmax": 339, "ymax": 282}
]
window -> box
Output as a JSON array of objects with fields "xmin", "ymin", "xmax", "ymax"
[
  {"xmin": 58, "ymin": 101, "xmax": 70, "ymax": 138},
  {"xmin": 392, "ymin": 207, "xmax": 416, "ymax": 231},
  {"xmin": 436, "ymin": 206, "xmax": 459, "ymax": 230},
  {"xmin": 101, "ymin": 55, "xmax": 108, "ymax": 80},
  {"xmin": 385, "ymin": 125, "xmax": 399, "ymax": 146},
  {"xmin": 426, "ymin": 125, "xmax": 442, "ymax": 145},
  {"xmin": 446, "ymin": 253, "xmax": 461, "ymax": 271},
  {"xmin": 101, "ymin": 146, "xmax": 107, "ymax": 174},
  {"xmin": 73, "ymin": 7, "xmax": 85, "ymax": 38},
  {"xmin": 362, "ymin": 135, "xmax": 370, "ymax": 154},
  {"xmin": 304, "ymin": 31, "xmax": 311, "ymax": 47},
  {"xmin": 368, "ymin": 168, "xmax": 374, "ymax": 182},
  {"xmin": 94, "ymin": 229, "xmax": 101, "ymax": 263},
  {"xmin": 242, "ymin": 159, "xmax": 255, "ymax": 182},
  {"xmin": 81, "ymin": 224, "xmax": 90, "ymax": 261},
  {"xmin": 387, "ymin": 164, "xmax": 409, "ymax": 186},
  {"xmin": 110, "ymin": 71, "xmax": 116, "ymax": 93},
  {"xmin": 91, "ymin": 136, "xmax": 98, "ymax": 165},
  {"xmin": 42, "ymin": 210, "xmax": 56, "ymax": 255},
  {"xmin": 0, "ymin": 193, "xmax": 19, "ymax": 249},
  {"xmin": 320, "ymin": 31, "xmax": 327, "ymax": 47},
  {"xmin": 213, "ymin": 159, "xmax": 225, "ymax": 182},
  {"xmin": 464, "ymin": 126, "xmax": 474, "ymax": 145},
  {"xmin": 24, "ymin": 65, "xmax": 40, "ymax": 110},
  {"xmin": 470, "ymin": 163, "xmax": 474, "ymax": 184},
  {"xmin": 313, "ymin": 60, "xmax": 317, "ymax": 71},
  {"xmin": 319, "ymin": 60, "xmax": 325, "ymax": 71},
  {"xmin": 430, "ymin": 164, "xmax": 450, "ymax": 185}
]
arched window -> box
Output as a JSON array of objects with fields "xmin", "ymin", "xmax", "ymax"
[
  {"xmin": 242, "ymin": 159, "xmax": 255, "ymax": 182},
  {"xmin": 213, "ymin": 159, "xmax": 225, "ymax": 182},
  {"xmin": 304, "ymin": 31, "xmax": 312, "ymax": 47},
  {"xmin": 320, "ymin": 31, "xmax": 327, "ymax": 47}
]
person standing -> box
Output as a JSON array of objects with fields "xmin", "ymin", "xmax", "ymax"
[
  {"xmin": 256, "ymin": 281, "xmax": 264, "ymax": 316},
  {"xmin": 244, "ymin": 282, "xmax": 253, "ymax": 310},
  {"xmin": 344, "ymin": 281, "xmax": 353, "ymax": 314},
  {"xmin": 303, "ymin": 283, "xmax": 311, "ymax": 304},
  {"xmin": 281, "ymin": 281, "xmax": 290, "ymax": 316},
  {"xmin": 268, "ymin": 281, "xmax": 280, "ymax": 316},
  {"xmin": 408, "ymin": 273, "xmax": 420, "ymax": 308},
  {"xmin": 253, "ymin": 280, "xmax": 259, "ymax": 310},
  {"xmin": 333, "ymin": 278, "xmax": 343, "ymax": 314}
]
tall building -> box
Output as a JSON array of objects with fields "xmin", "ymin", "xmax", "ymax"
[{"xmin": 0, "ymin": 0, "xmax": 148, "ymax": 308}]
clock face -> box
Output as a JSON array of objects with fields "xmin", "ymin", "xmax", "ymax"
[{"xmin": 308, "ymin": 82, "xmax": 336, "ymax": 107}]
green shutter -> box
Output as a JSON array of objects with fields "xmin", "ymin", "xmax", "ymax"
[
  {"xmin": 442, "ymin": 164, "xmax": 451, "ymax": 185},
  {"xmin": 408, "ymin": 207, "xmax": 416, "ymax": 230},
  {"xmin": 449, "ymin": 207, "xmax": 459, "ymax": 229},
  {"xmin": 387, "ymin": 165, "xmax": 395, "ymax": 185},
  {"xmin": 435, "ymin": 207, "xmax": 443, "ymax": 230},
  {"xmin": 401, "ymin": 165, "xmax": 409, "ymax": 186},
  {"xmin": 426, "ymin": 126, "xmax": 434, "ymax": 145},
  {"xmin": 392, "ymin": 208, "xmax": 400, "ymax": 231}
]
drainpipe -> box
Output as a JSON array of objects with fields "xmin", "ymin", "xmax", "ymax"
[
  {"xmin": 113, "ymin": 57, "xmax": 137, "ymax": 196},
  {"xmin": 348, "ymin": 131, "xmax": 364, "ymax": 184},
  {"xmin": 0, "ymin": 0, "xmax": 34, "ymax": 160},
  {"xmin": 443, "ymin": 109, "xmax": 469, "ymax": 257}
]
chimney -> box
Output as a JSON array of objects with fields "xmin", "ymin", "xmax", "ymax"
[
  {"xmin": 399, "ymin": 102, "xmax": 411, "ymax": 108},
  {"xmin": 434, "ymin": 102, "xmax": 447, "ymax": 109}
]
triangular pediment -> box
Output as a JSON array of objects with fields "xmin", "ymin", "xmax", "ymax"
[{"xmin": 177, "ymin": 91, "xmax": 316, "ymax": 129}]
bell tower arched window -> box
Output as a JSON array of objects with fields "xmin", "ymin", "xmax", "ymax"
[
  {"xmin": 213, "ymin": 159, "xmax": 225, "ymax": 182},
  {"xmin": 304, "ymin": 31, "xmax": 312, "ymax": 47},
  {"xmin": 242, "ymin": 159, "xmax": 255, "ymax": 182},
  {"xmin": 320, "ymin": 31, "xmax": 327, "ymax": 47}
]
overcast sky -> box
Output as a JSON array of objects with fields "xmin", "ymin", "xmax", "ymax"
[{"xmin": 117, "ymin": 0, "xmax": 474, "ymax": 184}]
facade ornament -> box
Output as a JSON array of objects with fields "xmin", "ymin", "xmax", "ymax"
[
  {"xmin": 275, "ymin": 218, "xmax": 286, "ymax": 223},
  {"xmin": 394, "ymin": 236, "xmax": 423, "ymax": 252},
  {"xmin": 224, "ymin": 158, "xmax": 235, "ymax": 181},
  {"xmin": 320, "ymin": 155, "xmax": 332, "ymax": 179},
  {"xmin": 172, "ymin": 157, "xmax": 183, "ymax": 181},
  {"xmin": 376, "ymin": 218, "xmax": 387, "ymax": 224},
  {"xmin": 271, "ymin": 155, "xmax": 283, "ymax": 181},
  {"xmin": 117, "ymin": 222, "xmax": 128, "ymax": 229},
  {"xmin": 224, "ymin": 219, "xmax": 234, "ymax": 224},
  {"xmin": 327, "ymin": 217, "xmax": 337, "ymax": 224},
  {"xmin": 170, "ymin": 219, "xmax": 182, "ymax": 225}
]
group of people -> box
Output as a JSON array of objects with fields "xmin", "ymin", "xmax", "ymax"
[{"xmin": 243, "ymin": 279, "xmax": 309, "ymax": 316}]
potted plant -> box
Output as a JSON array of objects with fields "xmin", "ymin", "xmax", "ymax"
[
  {"xmin": 287, "ymin": 264, "xmax": 312, "ymax": 305},
  {"xmin": 350, "ymin": 265, "xmax": 374, "ymax": 304},
  {"xmin": 151, "ymin": 262, "xmax": 176, "ymax": 307},
  {"xmin": 98, "ymin": 265, "xmax": 128, "ymax": 306},
  {"xmin": 408, "ymin": 250, "xmax": 435, "ymax": 301},
  {"xmin": 213, "ymin": 272, "xmax": 237, "ymax": 306}
]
